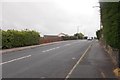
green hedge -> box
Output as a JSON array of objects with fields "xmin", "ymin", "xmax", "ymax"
[
  {"xmin": 100, "ymin": 2, "xmax": 120, "ymax": 49},
  {"xmin": 2, "ymin": 30, "xmax": 40, "ymax": 49}
]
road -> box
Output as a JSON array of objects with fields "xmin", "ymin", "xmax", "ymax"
[{"xmin": 2, "ymin": 40, "xmax": 117, "ymax": 79}]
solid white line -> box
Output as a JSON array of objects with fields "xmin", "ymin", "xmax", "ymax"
[
  {"xmin": 0, "ymin": 55, "xmax": 31, "ymax": 65},
  {"xmin": 65, "ymin": 44, "xmax": 92, "ymax": 79}
]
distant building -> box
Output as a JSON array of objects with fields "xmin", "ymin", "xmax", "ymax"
[
  {"xmin": 44, "ymin": 35, "xmax": 59, "ymax": 38},
  {"xmin": 58, "ymin": 33, "xmax": 68, "ymax": 37}
]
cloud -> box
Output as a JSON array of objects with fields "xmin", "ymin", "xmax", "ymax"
[{"xmin": 2, "ymin": 0, "xmax": 100, "ymax": 37}]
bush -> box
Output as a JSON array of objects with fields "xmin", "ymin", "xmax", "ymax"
[
  {"xmin": 96, "ymin": 29, "xmax": 102, "ymax": 40},
  {"xmin": 2, "ymin": 30, "xmax": 40, "ymax": 49}
]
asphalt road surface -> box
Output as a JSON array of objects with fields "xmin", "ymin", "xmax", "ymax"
[{"xmin": 2, "ymin": 40, "xmax": 117, "ymax": 78}]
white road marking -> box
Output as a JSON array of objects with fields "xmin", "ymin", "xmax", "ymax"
[
  {"xmin": 64, "ymin": 44, "xmax": 71, "ymax": 47},
  {"xmin": 0, "ymin": 55, "xmax": 31, "ymax": 65},
  {"xmin": 42, "ymin": 46, "xmax": 60, "ymax": 53},
  {"xmin": 41, "ymin": 77, "xmax": 45, "ymax": 78},
  {"xmin": 72, "ymin": 57, "xmax": 76, "ymax": 60},
  {"xmin": 42, "ymin": 43, "xmax": 71, "ymax": 53},
  {"xmin": 65, "ymin": 44, "xmax": 92, "ymax": 80},
  {"xmin": 56, "ymin": 47, "xmax": 60, "ymax": 49},
  {"xmin": 41, "ymin": 42, "xmax": 76, "ymax": 53},
  {"xmin": 101, "ymin": 72, "xmax": 106, "ymax": 78}
]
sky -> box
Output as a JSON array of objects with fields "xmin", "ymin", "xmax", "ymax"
[{"xmin": 1, "ymin": 0, "xmax": 100, "ymax": 37}]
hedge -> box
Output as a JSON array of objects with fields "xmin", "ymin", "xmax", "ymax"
[
  {"xmin": 100, "ymin": 2, "xmax": 120, "ymax": 49},
  {"xmin": 1, "ymin": 30, "xmax": 40, "ymax": 49}
]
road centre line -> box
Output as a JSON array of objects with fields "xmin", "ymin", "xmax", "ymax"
[
  {"xmin": 65, "ymin": 44, "xmax": 92, "ymax": 79},
  {"xmin": 42, "ymin": 42, "xmax": 80, "ymax": 53},
  {"xmin": 1, "ymin": 41, "xmax": 79, "ymax": 65},
  {"xmin": 64, "ymin": 44, "xmax": 71, "ymax": 46},
  {"xmin": 42, "ymin": 44, "xmax": 72, "ymax": 53},
  {"xmin": 0, "ymin": 55, "xmax": 31, "ymax": 65},
  {"xmin": 1, "ymin": 44, "xmax": 71, "ymax": 64},
  {"xmin": 42, "ymin": 47, "xmax": 59, "ymax": 53},
  {"xmin": 1, "ymin": 42, "xmax": 77, "ymax": 65}
]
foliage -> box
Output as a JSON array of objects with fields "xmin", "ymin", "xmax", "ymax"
[
  {"xmin": 74, "ymin": 33, "xmax": 84, "ymax": 39},
  {"xmin": 2, "ymin": 30, "xmax": 40, "ymax": 49},
  {"xmin": 96, "ymin": 29, "xmax": 102, "ymax": 40},
  {"xmin": 83, "ymin": 36, "xmax": 88, "ymax": 39},
  {"xmin": 62, "ymin": 32, "xmax": 84, "ymax": 40},
  {"xmin": 0, "ymin": 30, "xmax": 2, "ymax": 49},
  {"xmin": 62, "ymin": 36, "xmax": 77, "ymax": 40},
  {"xmin": 100, "ymin": 2, "xmax": 120, "ymax": 49}
]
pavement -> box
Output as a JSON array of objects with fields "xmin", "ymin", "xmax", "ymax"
[{"xmin": 1, "ymin": 40, "xmax": 118, "ymax": 79}]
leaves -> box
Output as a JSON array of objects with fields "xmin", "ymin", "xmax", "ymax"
[
  {"xmin": 100, "ymin": 2, "xmax": 120, "ymax": 49},
  {"xmin": 74, "ymin": 33, "xmax": 84, "ymax": 39},
  {"xmin": 2, "ymin": 30, "xmax": 40, "ymax": 49}
]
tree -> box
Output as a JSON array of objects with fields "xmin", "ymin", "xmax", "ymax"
[
  {"xmin": 96, "ymin": 29, "xmax": 102, "ymax": 40},
  {"xmin": 74, "ymin": 33, "xmax": 84, "ymax": 39}
]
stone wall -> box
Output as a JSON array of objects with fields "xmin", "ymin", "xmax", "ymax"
[{"xmin": 100, "ymin": 39, "xmax": 119, "ymax": 66}]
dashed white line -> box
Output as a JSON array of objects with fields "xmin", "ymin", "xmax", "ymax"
[
  {"xmin": 41, "ymin": 77, "xmax": 45, "ymax": 79},
  {"xmin": 42, "ymin": 44, "xmax": 71, "ymax": 53},
  {"xmin": 42, "ymin": 48, "xmax": 56, "ymax": 53},
  {"xmin": 64, "ymin": 44, "xmax": 71, "ymax": 47},
  {"xmin": 0, "ymin": 55, "xmax": 31, "ymax": 65},
  {"xmin": 72, "ymin": 57, "xmax": 76, "ymax": 60},
  {"xmin": 56, "ymin": 47, "xmax": 60, "ymax": 49},
  {"xmin": 41, "ymin": 42, "xmax": 79, "ymax": 53}
]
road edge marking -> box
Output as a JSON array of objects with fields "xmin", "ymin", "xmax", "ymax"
[
  {"xmin": 0, "ymin": 55, "xmax": 31, "ymax": 65},
  {"xmin": 65, "ymin": 44, "xmax": 92, "ymax": 80}
]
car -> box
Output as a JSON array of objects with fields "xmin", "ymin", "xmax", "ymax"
[{"xmin": 87, "ymin": 37, "xmax": 92, "ymax": 40}]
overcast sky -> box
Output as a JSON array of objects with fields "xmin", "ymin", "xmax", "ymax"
[{"xmin": 1, "ymin": 0, "xmax": 100, "ymax": 37}]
